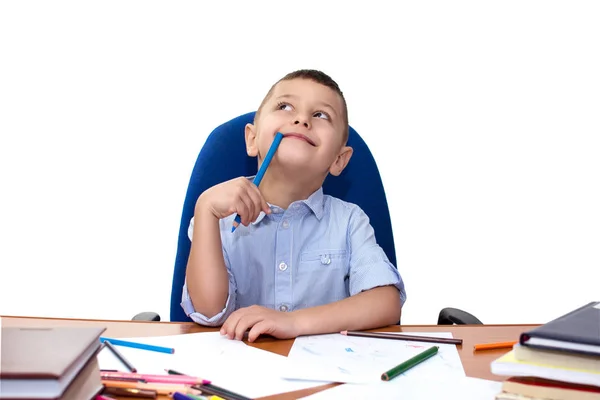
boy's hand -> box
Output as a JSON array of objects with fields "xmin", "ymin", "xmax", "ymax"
[
  {"xmin": 220, "ymin": 305, "xmax": 300, "ymax": 342},
  {"xmin": 197, "ymin": 177, "xmax": 270, "ymax": 225}
]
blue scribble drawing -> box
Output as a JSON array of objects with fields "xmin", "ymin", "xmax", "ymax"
[
  {"xmin": 301, "ymin": 346, "xmax": 320, "ymax": 355},
  {"xmin": 287, "ymin": 332, "xmax": 466, "ymax": 383},
  {"xmin": 337, "ymin": 366, "xmax": 352, "ymax": 374}
]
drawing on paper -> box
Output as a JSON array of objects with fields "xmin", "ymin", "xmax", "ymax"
[{"xmin": 286, "ymin": 332, "xmax": 466, "ymax": 383}]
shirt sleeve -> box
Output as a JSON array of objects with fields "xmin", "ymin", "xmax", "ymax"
[
  {"xmin": 347, "ymin": 207, "xmax": 407, "ymax": 307},
  {"xmin": 180, "ymin": 217, "xmax": 238, "ymax": 326}
]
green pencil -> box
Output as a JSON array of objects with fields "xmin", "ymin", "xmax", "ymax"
[{"xmin": 381, "ymin": 345, "xmax": 439, "ymax": 381}]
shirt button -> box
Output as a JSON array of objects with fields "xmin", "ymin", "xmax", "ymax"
[
  {"xmin": 278, "ymin": 262, "xmax": 288, "ymax": 271},
  {"xmin": 279, "ymin": 304, "xmax": 289, "ymax": 312},
  {"xmin": 282, "ymin": 220, "xmax": 290, "ymax": 229}
]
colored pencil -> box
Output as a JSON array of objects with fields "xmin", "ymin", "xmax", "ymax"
[
  {"xmin": 172, "ymin": 392, "xmax": 199, "ymax": 400},
  {"xmin": 178, "ymin": 393, "xmax": 210, "ymax": 400},
  {"xmin": 341, "ymin": 330, "xmax": 463, "ymax": 345},
  {"xmin": 101, "ymin": 371, "xmax": 210, "ymax": 385},
  {"xmin": 167, "ymin": 369, "xmax": 251, "ymax": 400},
  {"xmin": 95, "ymin": 395, "xmax": 116, "ymax": 400},
  {"xmin": 101, "ymin": 376, "xmax": 146, "ymax": 383},
  {"xmin": 101, "ymin": 380, "xmax": 202, "ymax": 396},
  {"xmin": 231, "ymin": 132, "xmax": 283, "ymax": 232},
  {"xmin": 102, "ymin": 340, "xmax": 137, "ymax": 372},
  {"xmin": 166, "ymin": 369, "xmax": 184, "ymax": 375},
  {"xmin": 473, "ymin": 340, "xmax": 517, "ymax": 351},
  {"xmin": 381, "ymin": 345, "xmax": 439, "ymax": 381},
  {"xmin": 187, "ymin": 394, "xmax": 212, "ymax": 400},
  {"xmin": 100, "ymin": 336, "xmax": 175, "ymax": 354},
  {"xmin": 101, "ymin": 387, "xmax": 157, "ymax": 398},
  {"xmin": 192, "ymin": 384, "xmax": 250, "ymax": 400}
]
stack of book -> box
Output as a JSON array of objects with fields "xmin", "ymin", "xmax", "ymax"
[
  {"xmin": 0, "ymin": 326, "xmax": 106, "ymax": 400},
  {"xmin": 491, "ymin": 301, "xmax": 600, "ymax": 399}
]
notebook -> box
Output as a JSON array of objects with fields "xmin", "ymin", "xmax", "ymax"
[
  {"xmin": 3, "ymin": 355, "xmax": 104, "ymax": 400},
  {"xmin": 514, "ymin": 343, "xmax": 600, "ymax": 372},
  {"xmin": 491, "ymin": 350, "xmax": 600, "ymax": 387},
  {"xmin": 519, "ymin": 301, "xmax": 600, "ymax": 356},
  {"xmin": 0, "ymin": 326, "xmax": 105, "ymax": 399}
]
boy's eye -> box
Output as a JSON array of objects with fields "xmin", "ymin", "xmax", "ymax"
[
  {"xmin": 277, "ymin": 102, "xmax": 292, "ymax": 111},
  {"xmin": 313, "ymin": 111, "xmax": 329, "ymax": 120}
]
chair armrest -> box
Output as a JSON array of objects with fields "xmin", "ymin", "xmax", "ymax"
[
  {"xmin": 131, "ymin": 312, "xmax": 161, "ymax": 321},
  {"xmin": 437, "ymin": 307, "xmax": 483, "ymax": 325}
]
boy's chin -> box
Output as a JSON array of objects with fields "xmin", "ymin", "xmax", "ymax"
[
  {"xmin": 277, "ymin": 158, "xmax": 325, "ymax": 176},
  {"xmin": 272, "ymin": 148, "xmax": 328, "ymax": 175},
  {"xmin": 276, "ymin": 150, "xmax": 312, "ymax": 165}
]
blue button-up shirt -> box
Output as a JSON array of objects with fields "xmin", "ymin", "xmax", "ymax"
[{"xmin": 181, "ymin": 186, "xmax": 406, "ymax": 326}]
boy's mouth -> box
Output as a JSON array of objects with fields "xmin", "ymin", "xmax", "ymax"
[{"xmin": 282, "ymin": 133, "xmax": 316, "ymax": 146}]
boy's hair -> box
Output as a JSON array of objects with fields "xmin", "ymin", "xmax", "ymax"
[{"xmin": 256, "ymin": 69, "xmax": 349, "ymax": 144}]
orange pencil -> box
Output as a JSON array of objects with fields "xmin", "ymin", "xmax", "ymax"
[{"xmin": 473, "ymin": 340, "xmax": 517, "ymax": 351}]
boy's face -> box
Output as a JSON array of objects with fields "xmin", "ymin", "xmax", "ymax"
[{"xmin": 245, "ymin": 78, "xmax": 352, "ymax": 178}]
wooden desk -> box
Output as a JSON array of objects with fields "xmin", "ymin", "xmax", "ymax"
[{"xmin": 1, "ymin": 316, "xmax": 538, "ymax": 399}]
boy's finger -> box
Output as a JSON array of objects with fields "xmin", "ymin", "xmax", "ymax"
[
  {"xmin": 236, "ymin": 196, "xmax": 253, "ymax": 226},
  {"xmin": 247, "ymin": 320, "xmax": 270, "ymax": 342},
  {"xmin": 249, "ymin": 184, "xmax": 270, "ymax": 214},
  {"xmin": 246, "ymin": 187, "xmax": 267, "ymax": 220},
  {"xmin": 234, "ymin": 315, "xmax": 260, "ymax": 341},
  {"xmin": 261, "ymin": 196, "xmax": 270, "ymax": 214},
  {"xmin": 244, "ymin": 192, "xmax": 259, "ymax": 223},
  {"xmin": 220, "ymin": 312, "xmax": 240, "ymax": 339}
]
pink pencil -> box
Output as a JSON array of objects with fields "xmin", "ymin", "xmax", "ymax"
[{"xmin": 100, "ymin": 371, "xmax": 210, "ymax": 385}]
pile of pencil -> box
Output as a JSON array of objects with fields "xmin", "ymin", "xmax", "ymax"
[
  {"xmin": 97, "ymin": 369, "xmax": 251, "ymax": 399},
  {"xmin": 98, "ymin": 338, "xmax": 251, "ymax": 400}
]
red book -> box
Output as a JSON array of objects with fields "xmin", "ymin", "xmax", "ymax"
[{"xmin": 502, "ymin": 376, "xmax": 600, "ymax": 400}]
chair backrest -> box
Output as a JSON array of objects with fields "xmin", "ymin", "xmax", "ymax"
[{"xmin": 169, "ymin": 111, "xmax": 397, "ymax": 322}]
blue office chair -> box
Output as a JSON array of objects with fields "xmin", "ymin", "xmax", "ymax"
[{"xmin": 133, "ymin": 112, "xmax": 482, "ymax": 325}]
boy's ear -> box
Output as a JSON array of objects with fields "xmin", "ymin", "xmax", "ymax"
[
  {"xmin": 329, "ymin": 146, "xmax": 353, "ymax": 176},
  {"xmin": 244, "ymin": 123, "xmax": 259, "ymax": 157}
]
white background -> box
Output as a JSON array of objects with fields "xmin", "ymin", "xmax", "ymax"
[{"xmin": 1, "ymin": 1, "xmax": 599, "ymax": 325}]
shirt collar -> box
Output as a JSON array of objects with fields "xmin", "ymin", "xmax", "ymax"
[
  {"xmin": 248, "ymin": 178, "xmax": 325, "ymax": 225},
  {"xmin": 299, "ymin": 186, "xmax": 325, "ymax": 220}
]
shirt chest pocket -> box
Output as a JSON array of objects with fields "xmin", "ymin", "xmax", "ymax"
[{"xmin": 299, "ymin": 249, "xmax": 348, "ymax": 271}]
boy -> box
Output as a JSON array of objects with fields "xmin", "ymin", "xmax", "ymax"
[{"xmin": 182, "ymin": 69, "xmax": 406, "ymax": 342}]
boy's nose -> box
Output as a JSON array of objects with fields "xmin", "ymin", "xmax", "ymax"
[{"xmin": 294, "ymin": 119, "xmax": 310, "ymax": 129}]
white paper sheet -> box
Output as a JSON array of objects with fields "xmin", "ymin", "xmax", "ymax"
[
  {"xmin": 300, "ymin": 376, "xmax": 502, "ymax": 399},
  {"xmin": 97, "ymin": 332, "xmax": 330, "ymax": 399},
  {"xmin": 282, "ymin": 332, "xmax": 466, "ymax": 383}
]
